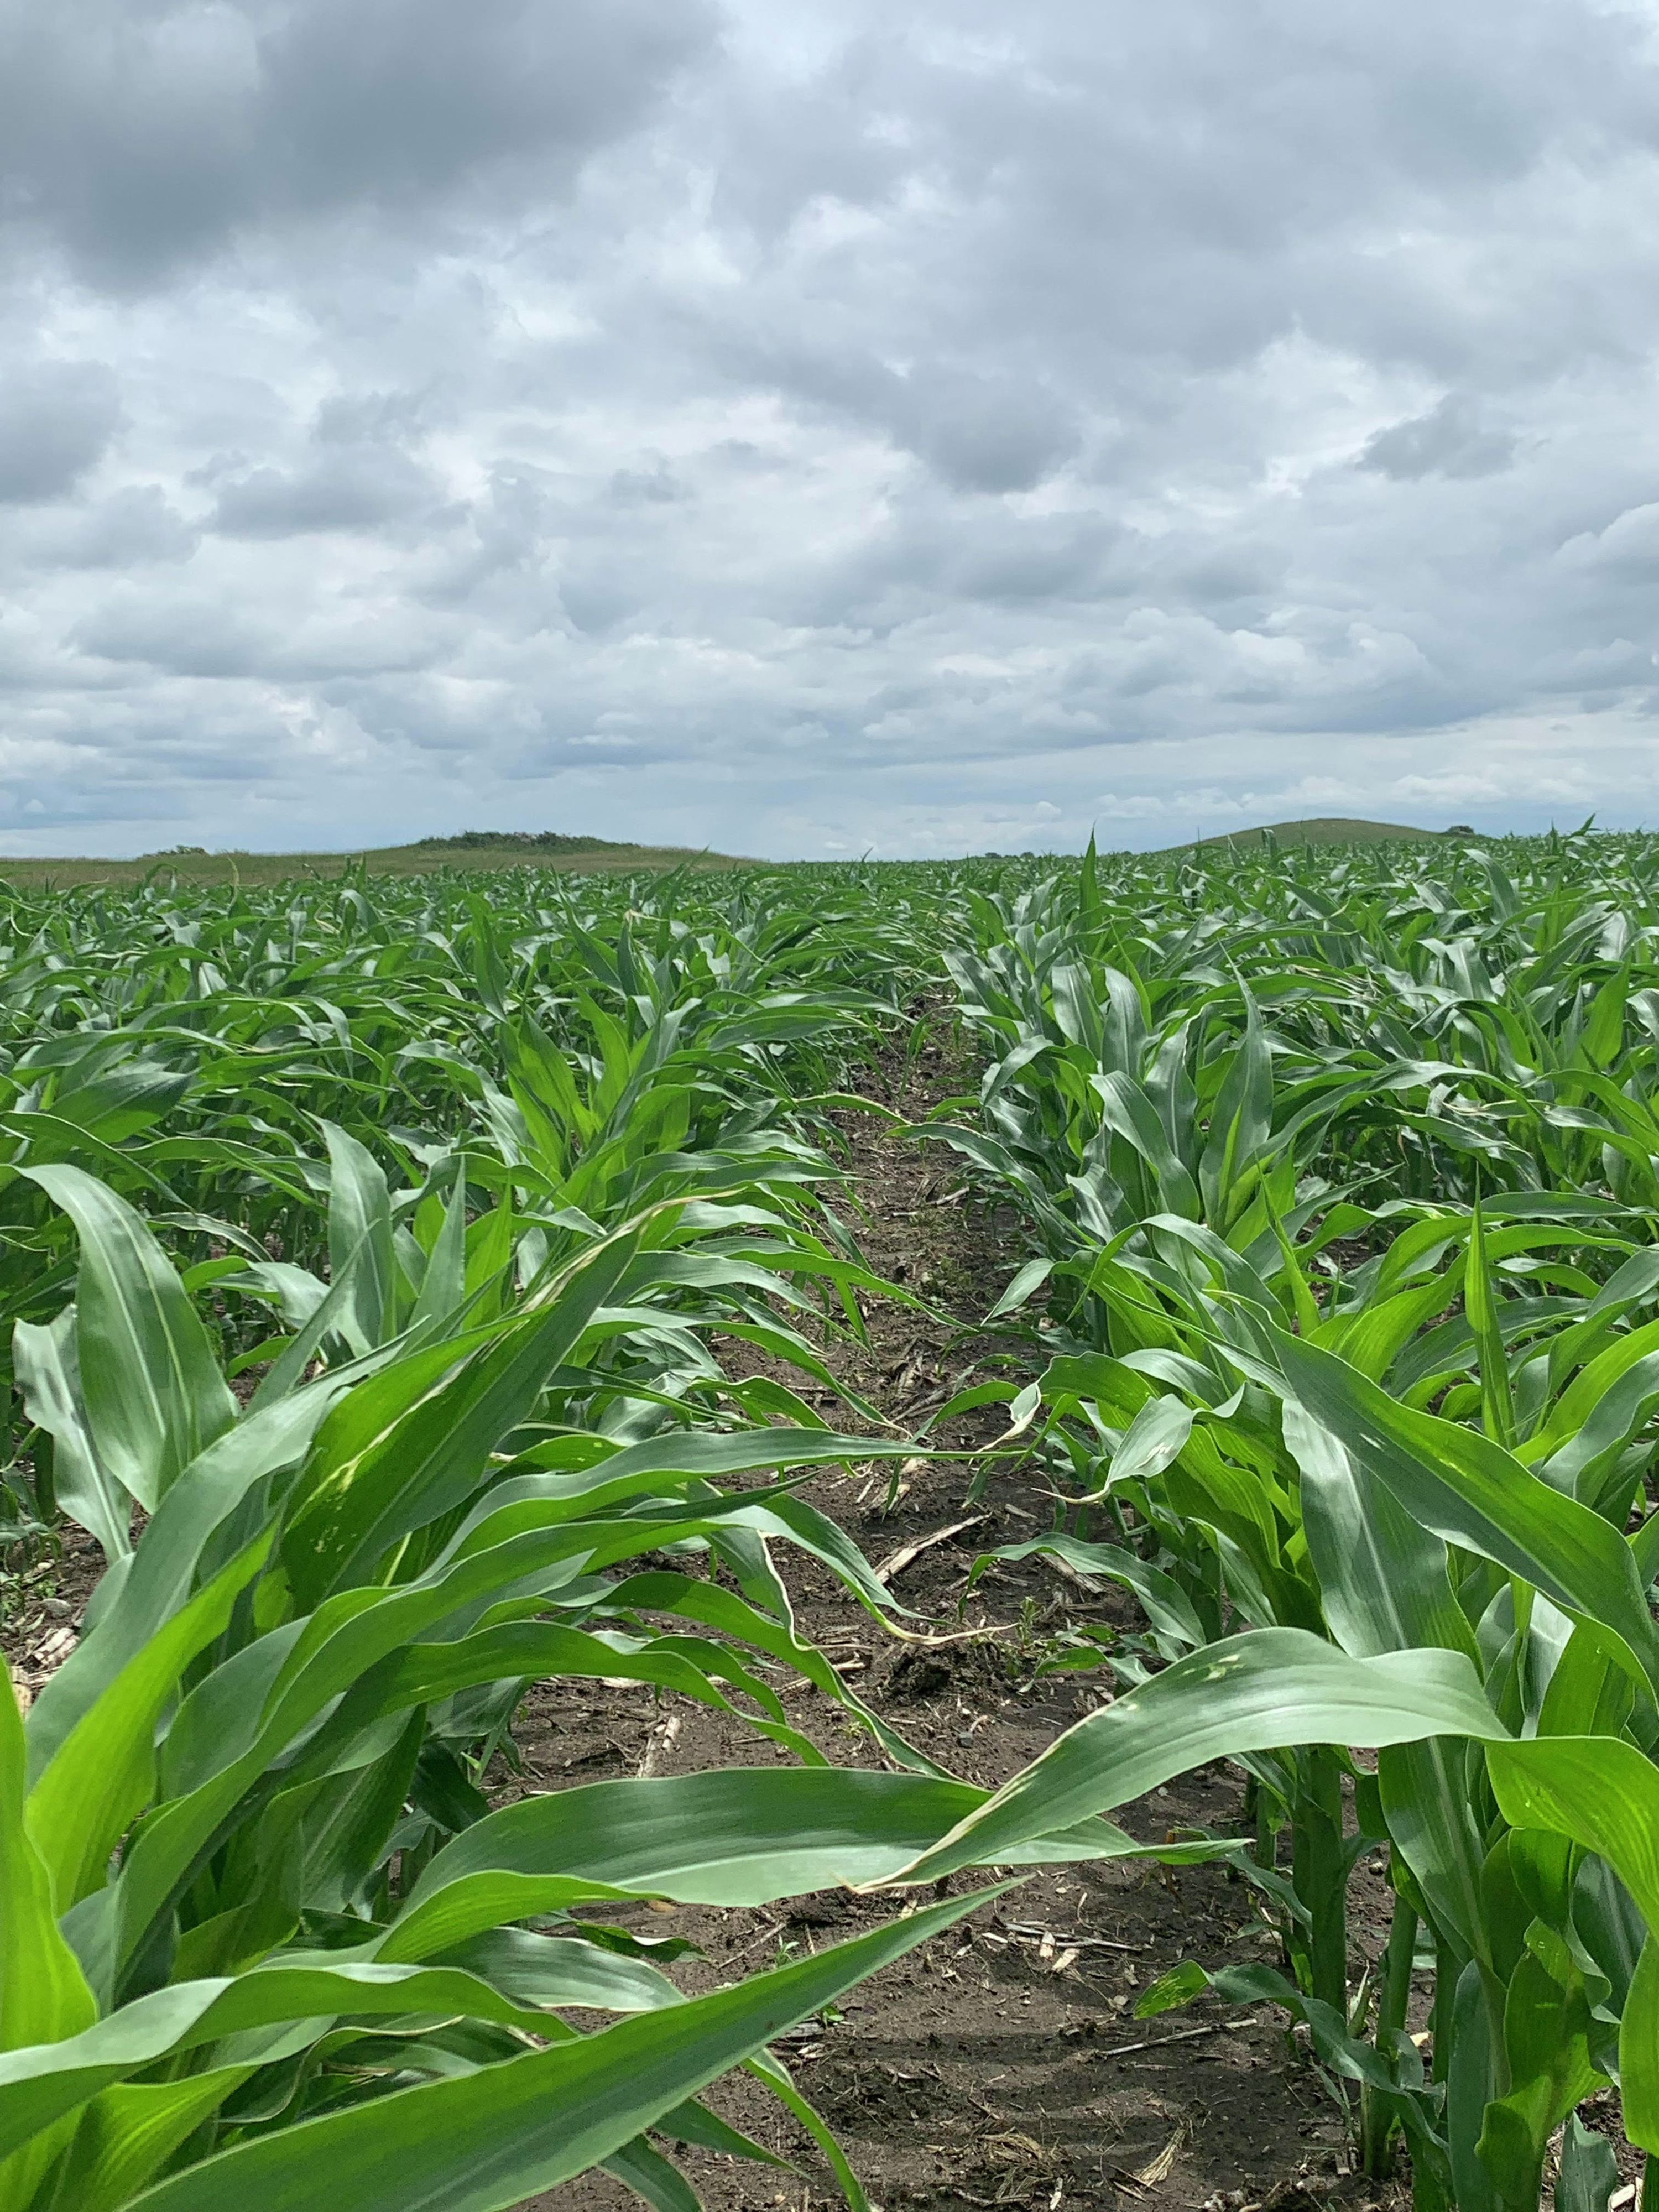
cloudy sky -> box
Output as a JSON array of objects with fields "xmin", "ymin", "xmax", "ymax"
[{"xmin": 3, "ymin": 0, "xmax": 1659, "ymax": 857}]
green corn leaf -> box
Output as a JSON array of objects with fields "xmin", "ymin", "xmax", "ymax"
[
  {"xmin": 0, "ymin": 1671, "xmax": 96, "ymax": 2053},
  {"xmin": 246, "ymin": 1232, "xmax": 382, "ymax": 1407},
  {"xmin": 322, "ymin": 1121, "xmax": 397, "ymax": 1349},
  {"xmin": 1464, "ymin": 1197, "xmax": 1517, "ymax": 1451},
  {"xmin": 1269, "ymin": 1330, "xmax": 1659, "ymax": 1694},
  {"xmin": 281, "ymin": 1226, "xmax": 644, "ymax": 1606},
  {"xmin": 22, "ymin": 1165, "xmax": 236, "ymax": 1512},
  {"xmin": 597, "ymin": 2134, "xmax": 703, "ymax": 2212},
  {"xmin": 1267, "ymin": 1206, "xmax": 1322, "ymax": 1339},
  {"xmin": 1074, "ymin": 1392, "xmax": 1194, "ymax": 1504},
  {"xmin": 1486, "ymin": 1735, "xmax": 1659, "ymax": 2151},
  {"xmin": 1198, "ymin": 992, "xmax": 1274, "ymax": 1231},
  {"xmin": 382, "ymin": 1768, "xmax": 1092, "ymax": 1961},
  {"xmin": 1285, "ymin": 1398, "xmax": 1476, "ymax": 1661},
  {"xmin": 0, "ymin": 1666, "xmax": 96, "ymax": 2209},
  {"xmin": 1092, "ymin": 1071, "xmax": 1202, "ymax": 1219},
  {"xmin": 25, "ymin": 1380, "xmax": 343, "ymax": 1787},
  {"xmin": 1477, "ymin": 1936, "xmax": 1608, "ymax": 2208},
  {"xmin": 877, "ymin": 1629, "xmax": 1506, "ymax": 1885},
  {"xmin": 12, "ymin": 1306, "xmax": 129, "ymax": 1562},
  {"xmin": 983, "ymin": 1256, "xmax": 1053, "ymax": 1321},
  {"xmin": 1556, "ymin": 2113, "xmax": 1620, "ymax": 2212},
  {"xmin": 0, "ymin": 1955, "xmax": 641, "ymax": 2169},
  {"xmin": 1077, "ymin": 829, "xmax": 1102, "ymax": 936},
  {"xmin": 44, "ymin": 2065, "xmax": 257, "ymax": 2212},
  {"xmin": 406, "ymin": 1159, "xmax": 469, "ymax": 1338},
  {"xmin": 124, "ymin": 1887, "xmax": 1005, "ymax": 2212},
  {"xmin": 27, "ymin": 1527, "xmax": 273, "ymax": 1910}
]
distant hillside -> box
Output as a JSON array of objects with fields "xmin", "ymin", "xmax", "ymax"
[
  {"xmin": 0, "ymin": 835, "xmax": 745, "ymax": 889},
  {"xmin": 1164, "ymin": 816, "xmax": 1462, "ymax": 853},
  {"xmin": 411, "ymin": 831, "xmax": 635, "ymax": 854}
]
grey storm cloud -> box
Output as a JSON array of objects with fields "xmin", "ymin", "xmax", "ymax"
[
  {"xmin": 27, "ymin": 485, "xmax": 198, "ymax": 567},
  {"xmin": 0, "ymin": 362, "xmax": 122, "ymax": 503},
  {"xmin": 212, "ymin": 444, "xmax": 440, "ymax": 538},
  {"xmin": 0, "ymin": 0, "xmax": 717, "ymax": 287},
  {"xmin": 1359, "ymin": 395, "xmax": 1519, "ymax": 482},
  {"xmin": 2, "ymin": 0, "xmax": 1659, "ymax": 856}
]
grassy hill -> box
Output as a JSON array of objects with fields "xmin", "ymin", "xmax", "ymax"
[
  {"xmin": 1164, "ymin": 815, "xmax": 1462, "ymax": 853},
  {"xmin": 0, "ymin": 834, "xmax": 746, "ymax": 889}
]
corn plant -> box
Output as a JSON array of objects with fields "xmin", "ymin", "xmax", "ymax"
[
  {"xmin": 9, "ymin": 831, "xmax": 1659, "ymax": 2209},
  {"xmin": 0, "ymin": 1157, "xmax": 977, "ymax": 2208},
  {"xmin": 928, "ymin": 831, "xmax": 1659, "ymax": 2211},
  {"xmin": 0, "ymin": 1155, "xmax": 1530, "ymax": 2210}
]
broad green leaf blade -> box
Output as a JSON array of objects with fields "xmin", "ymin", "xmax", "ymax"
[
  {"xmin": 1271, "ymin": 1330, "xmax": 1659, "ymax": 1693},
  {"xmin": 124, "ymin": 1887, "xmax": 1004, "ymax": 2212},
  {"xmin": 1285, "ymin": 1399, "xmax": 1475, "ymax": 1661},
  {"xmin": 1477, "ymin": 1940, "xmax": 1607, "ymax": 2206},
  {"xmin": 385, "ymin": 1769, "xmax": 1129, "ymax": 1961},
  {"xmin": 1486, "ymin": 1735, "xmax": 1659, "ymax": 2152},
  {"xmin": 12, "ymin": 1307, "xmax": 129, "ymax": 1562},
  {"xmin": 0, "ymin": 1669, "xmax": 96, "ymax": 2051},
  {"xmin": 24, "ymin": 1382, "xmax": 342, "ymax": 1789},
  {"xmin": 0, "ymin": 1666, "xmax": 96, "ymax": 2208},
  {"xmin": 283, "ymin": 1226, "xmax": 643, "ymax": 1606},
  {"xmin": 407, "ymin": 1158, "xmax": 470, "ymax": 1338},
  {"xmin": 878, "ymin": 1629, "xmax": 1506, "ymax": 1884},
  {"xmin": 322, "ymin": 1121, "xmax": 397, "ymax": 1349},
  {"xmin": 1284, "ymin": 1384, "xmax": 1496, "ymax": 1955},
  {"xmin": 1556, "ymin": 2112, "xmax": 1620, "ymax": 2212},
  {"xmin": 0, "ymin": 1955, "xmax": 635, "ymax": 2166},
  {"xmin": 1465, "ymin": 1197, "xmax": 1517, "ymax": 1450},
  {"xmin": 983, "ymin": 1256, "xmax": 1052, "ymax": 1322},
  {"xmin": 46, "ymin": 2065, "xmax": 255, "ymax": 2212},
  {"xmin": 27, "ymin": 1530, "xmax": 273, "ymax": 1908},
  {"xmin": 23, "ymin": 1165, "xmax": 236, "ymax": 1511}
]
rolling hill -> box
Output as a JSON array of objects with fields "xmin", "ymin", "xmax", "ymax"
[
  {"xmin": 1161, "ymin": 815, "xmax": 1465, "ymax": 853},
  {"xmin": 0, "ymin": 834, "xmax": 746, "ymax": 889}
]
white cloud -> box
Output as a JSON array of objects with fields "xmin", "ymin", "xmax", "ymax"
[{"xmin": 1, "ymin": 0, "xmax": 1658, "ymax": 853}]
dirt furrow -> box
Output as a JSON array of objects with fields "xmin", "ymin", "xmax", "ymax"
[{"xmin": 531, "ymin": 1030, "xmax": 1389, "ymax": 2212}]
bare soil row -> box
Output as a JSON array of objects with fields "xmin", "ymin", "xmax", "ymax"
[{"xmin": 531, "ymin": 1032, "xmax": 1396, "ymax": 2212}]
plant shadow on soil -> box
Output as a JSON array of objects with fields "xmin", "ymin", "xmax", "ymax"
[{"xmin": 512, "ymin": 1021, "xmax": 1413, "ymax": 2212}]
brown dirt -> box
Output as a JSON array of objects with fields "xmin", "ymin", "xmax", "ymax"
[
  {"xmin": 515, "ymin": 1025, "xmax": 1411, "ymax": 2212},
  {"xmin": 2, "ymin": 1526, "xmax": 108, "ymax": 1710}
]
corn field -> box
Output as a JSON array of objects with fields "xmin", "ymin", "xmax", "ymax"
[{"xmin": 1, "ymin": 830, "xmax": 1657, "ymax": 2209}]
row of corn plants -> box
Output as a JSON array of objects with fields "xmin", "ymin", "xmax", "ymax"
[
  {"xmin": 7, "ymin": 836, "xmax": 1659, "ymax": 2207},
  {"xmin": 1, "ymin": 1148, "xmax": 1537, "ymax": 2210},
  {"xmin": 923, "ymin": 831, "xmax": 1659, "ymax": 2210},
  {"xmin": 0, "ymin": 860, "xmax": 951, "ymax": 1527},
  {"xmin": 7, "ymin": 852, "xmax": 1328, "ymax": 2210},
  {"xmin": 0, "ymin": 864, "xmax": 976, "ymax": 2208}
]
